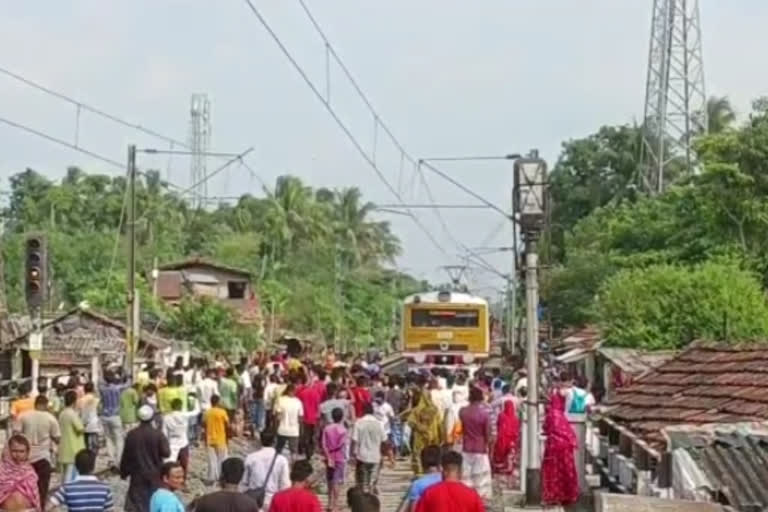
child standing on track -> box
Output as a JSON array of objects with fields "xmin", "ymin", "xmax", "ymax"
[{"xmin": 322, "ymin": 407, "xmax": 348, "ymax": 512}]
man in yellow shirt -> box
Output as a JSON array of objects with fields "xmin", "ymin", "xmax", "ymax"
[
  {"xmin": 203, "ymin": 394, "xmax": 229, "ymax": 483},
  {"xmin": 11, "ymin": 382, "xmax": 35, "ymax": 423}
]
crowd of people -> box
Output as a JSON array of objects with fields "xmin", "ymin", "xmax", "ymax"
[{"xmin": 0, "ymin": 347, "xmax": 590, "ymax": 512}]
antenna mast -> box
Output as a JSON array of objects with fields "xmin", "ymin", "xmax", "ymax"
[
  {"xmin": 639, "ymin": 0, "xmax": 706, "ymax": 194},
  {"xmin": 189, "ymin": 94, "xmax": 211, "ymax": 208}
]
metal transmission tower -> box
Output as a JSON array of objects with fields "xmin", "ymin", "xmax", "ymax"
[
  {"xmin": 640, "ymin": 0, "xmax": 707, "ymax": 194},
  {"xmin": 188, "ymin": 94, "xmax": 211, "ymax": 207}
]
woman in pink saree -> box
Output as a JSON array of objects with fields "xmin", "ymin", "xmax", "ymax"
[
  {"xmin": 0, "ymin": 434, "xmax": 40, "ymax": 511},
  {"xmin": 541, "ymin": 392, "xmax": 579, "ymax": 506}
]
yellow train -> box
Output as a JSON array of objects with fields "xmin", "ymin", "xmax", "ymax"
[{"xmin": 401, "ymin": 290, "xmax": 490, "ymax": 370}]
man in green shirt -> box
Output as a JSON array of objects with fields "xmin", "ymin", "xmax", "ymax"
[
  {"xmin": 159, "ymin": 374, "xmax": 187, "ymax": 415},
  {"xmin": 120, "ymin": 382, "xmax": 141, "ymax": 430},
  {"xmin": 58, "ymin": 390, "xmax": 85, "ymax": 483},
  {"xmin": 218, "ymin": 368, "xmax": 239, "ymax": 420}
]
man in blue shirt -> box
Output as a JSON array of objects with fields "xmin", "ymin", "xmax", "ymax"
[
  {"xmin": 99, "ymin": 370, "xmax": 130, "ymax": 469},
  {"xmin": 150, "ymin": 462, "xmax": 185, "ymax": 512},
  {"xmin": 48, "ymin": 449, "xmax": 114, "ymax": 512},
  {"xmin": 407, "ymin": 445, "xmax": 442, "ymax": 511}
]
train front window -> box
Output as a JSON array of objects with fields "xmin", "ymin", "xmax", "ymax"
[{"xmin": 411, "ymin": 309, "xmax": 479, "ymax": 327}]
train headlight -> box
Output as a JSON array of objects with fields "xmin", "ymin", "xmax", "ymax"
[
  {"xmin": 462, "ymin": 353, "xmax": 475, "ymax": 364},
  {"xmin": 413, "ymin": 353, "xmax": 427, "ymax": 364}
]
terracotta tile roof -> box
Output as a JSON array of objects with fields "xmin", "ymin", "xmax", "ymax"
[{"xmin": 604, "ymin": 342, "xmax": 768, "ymax": 447}]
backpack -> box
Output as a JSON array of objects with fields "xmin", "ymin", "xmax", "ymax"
[{"xmin": 568, "ymin": 389, "xmax": 587, "ymax": 414}]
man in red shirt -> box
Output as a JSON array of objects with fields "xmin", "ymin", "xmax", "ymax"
[
  {"xmin": 268, "ymin": 460, "xmax": 322, "ymax": 512},
  {"xmin": 296, "ymin": 374, "xmax": 321, "ymax": 458},
  {"xmin": 415, "ymin": 451, "xmax": 485, "ymax": 512},
  {"xmin": 349, "ymin": 376, "xmax": 372, "ymax": 419},
  {"xmin": 312, "ymin": 368, "xmax": 328, "ymax": 402}
]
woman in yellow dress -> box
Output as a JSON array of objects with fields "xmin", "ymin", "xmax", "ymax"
[{"xmin": 406, "ymin": 390, "xmax": 443, "ymax": 474}]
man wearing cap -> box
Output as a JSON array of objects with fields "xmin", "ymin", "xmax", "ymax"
[{"xmin": 120, "ymin": 404, "xmax": 171, "ymax": 512}]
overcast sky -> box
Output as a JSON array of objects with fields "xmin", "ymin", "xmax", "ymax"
[{"xmin": 1, "ymin": 1, "xmax": 767, "ymax": 295}]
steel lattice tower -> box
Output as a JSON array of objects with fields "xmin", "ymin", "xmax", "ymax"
[
  {"xmin": 188, "ymin": 94, "xmax": 211, "ymax": 208},
  {"xmin": 640, "ymin": 0, "xmax": 707, "ymax": 194}
]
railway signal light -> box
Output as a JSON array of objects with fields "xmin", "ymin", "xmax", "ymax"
[{"xmin": 25, "ymin": 235, "xmax": 47, "ymax": 311}]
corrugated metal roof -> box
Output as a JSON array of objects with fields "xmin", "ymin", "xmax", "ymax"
[
  {"xmin": 605, "ymin": 342, "xmax": 768, "ymax": 448},
  {"xmin": 181, "ymin": 270, "xmax": 220, "ymax": 284},
  {"xmin": 600, "ymin": 347, "xmax": 679, "ymax": 375},
  {"xmin": 675, "ymin": 429, "xmax": 768, "ymax": 512},
  {"xmin": 157, "ymin": 257, "xmax": 251, "ymax": 277}
]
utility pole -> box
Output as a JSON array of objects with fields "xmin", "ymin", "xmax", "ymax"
[
  {"xmin": 125, "ymin": 145, "xmax": 138, "ymax": 379},
  {"xmin": 506, "ymin": 276, "xmax": 516, "ymax": 355},
  {"xmin": 514, "ymin": 155, "xmax": 548, "ymax": 506},
  {"xmin": 334, "ymin": 241, "xmax": 343, "ymax": 353}
]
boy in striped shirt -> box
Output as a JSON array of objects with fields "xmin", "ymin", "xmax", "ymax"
[{"xmin": 48, "ymin": 449, "xmax": 114, "ymax": 512}]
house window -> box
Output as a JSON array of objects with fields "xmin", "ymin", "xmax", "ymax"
[{"xmin": 227, "ymin": 281, "xmax": 247, "ymax": 299}]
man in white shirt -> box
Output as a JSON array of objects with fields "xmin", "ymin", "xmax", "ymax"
[
  {"xmin": 263, "ymin": 374, "xmax": 280, "ymax": 430},
  {"xmin": 238, "ymin": 363, "xmax": 253, "ymax": 395},
  {"xmin": 452, "ymin": 373, "xmax": 470, "ymax": 405},
  {"xmin": 351, "ymin": 402, "xmax": 386, "ymax": 494},
  {"xmin": 162, "ymin": 397, "xmax": 199, "ymax": 476},
  {"xmin": 372, "ymin": 391, "xmax": 395, "ymax": 471},
  {"xmin": 241, "ymin": 431, "xmax": 291, "ymax": 510},
  {"xmin": 514, "ymin": 369, "xmax": 528, "ymax": 395},
  {"xmin": 274, "ymin": 383, "xmax": 304, "ymax": 463},
  {"xmin": 197, "ymin": 369, "xmax": 219, "ymax": 412}
]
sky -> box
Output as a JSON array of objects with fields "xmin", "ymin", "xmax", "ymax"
[{"xmin": 1, "ymin": 1, "xmax": 767, "ymax": 298}]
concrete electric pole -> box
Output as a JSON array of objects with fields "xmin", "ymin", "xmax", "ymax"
[
  {"xmin": 125, "ymin": 145, "xmax": 138, "ymax": 379},
  {"xmin": 513, "ymin": 154, "xmax": 548, "ymax": 505}
]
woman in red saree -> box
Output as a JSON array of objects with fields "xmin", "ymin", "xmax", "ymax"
[
  {"xmin": 541, "ymin": 391, "xmax": 579, "ymax": 506},
  {"xmin": 492, "ymin": 399, "xmax": 520, "ymax": 478}
]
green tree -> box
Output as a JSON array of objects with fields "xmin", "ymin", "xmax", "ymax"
[
  {"xmin": 167, "ymin": 296, "xmax": 260, "ymax": 353},
  {"xmin": 706, "ymin": 95, "xmax": 736, "ymax": 134},
  {"xmin": 548, "ymin": 125, "xmax": 642, "ymax": 262},
  {"xmin": 596, "ymin": 260, "xmax": 768, "ymax": 349}
]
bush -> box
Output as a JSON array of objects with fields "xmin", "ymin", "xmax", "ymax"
[{"xmin": 596, "ymin": 260, "xmax": 768, "ymax": 349}]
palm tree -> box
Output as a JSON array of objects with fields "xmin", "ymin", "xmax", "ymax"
[
  {"xmin": 331, "ymin": 187, "xmax": 400, "ymax": 265},
  {"xmin": 707, "ymin": 96, "xmax": 736, "ymax": 134},
  {"xmin": 262, "ymin": 175, "xmax": 327, "ymax": 262}
]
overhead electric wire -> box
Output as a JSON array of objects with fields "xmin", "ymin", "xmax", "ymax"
[
  {"xmin": 0, "ymin": 115, "xmax": 125, "ymax": 170},
  {"xmin": 0, "ymin": 66, "xmax": 189, "ymax": 149},
  {"xmin": 296, "ymin": 0, "xmax": 409, "ymax": 158},
  {"xmin": 418, "ymin": 160, "xmax": 511, "ymax": 221},
  {"xmin": 419, "ymin": 155, "xmax": 519, "ymax": 162},
  {"xmin": 415, "ymin": 163, "xmax": 509, "ymax": 280},
  {"xmin": 295, "ymin": 0, "xmax": 516, "ymax": 276},
  {"xmin": 242, "ymin": 0, "xmax": 448, "ymax": 256}
]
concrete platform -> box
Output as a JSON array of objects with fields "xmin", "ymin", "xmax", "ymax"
[{"xmin": 595, "ymin": 492, "xmax": 728, "ymax": 512}]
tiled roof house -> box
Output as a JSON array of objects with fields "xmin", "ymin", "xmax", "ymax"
[{"xmin": 605, "ymin": 341, "xmax": 768, "ymax": 448}]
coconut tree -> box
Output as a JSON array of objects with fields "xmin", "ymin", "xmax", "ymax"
[{"xmin": 707, "ymin": 96, "xmax": 736, "ymax": 134}]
